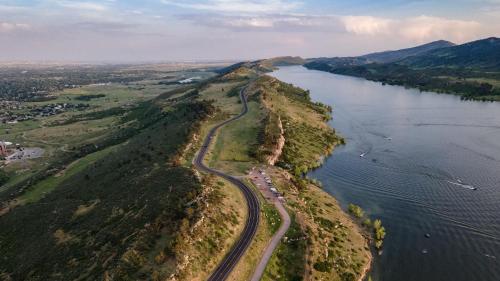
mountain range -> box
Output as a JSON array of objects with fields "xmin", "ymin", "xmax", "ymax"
[{"xmin": 303, "ymin": 37, "xmax": 500, "ymax": 101}]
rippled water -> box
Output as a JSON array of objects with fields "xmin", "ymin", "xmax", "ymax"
[{"xmin": 271, "ymin": 66, "xmax": 500, "ymax": 281}]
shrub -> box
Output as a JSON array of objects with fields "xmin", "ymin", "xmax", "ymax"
[
  {"xmin": 348, "ymin": 204, "xmax": 364, "ymax": 218},
  {"xmin": 313, "ymin": 260, "xmax": 332, "ymax": 272}
]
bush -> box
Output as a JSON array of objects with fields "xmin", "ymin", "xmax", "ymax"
[
  {"xmin": 313, "ymin": 260, "xmax": 332, "ymax": 272},
  {"xmin": 348, "ymin": 204, "xmax": 364, "ymax": 218},
  {"xmin": 0, "ymin": 170, "xmax": 9, "ymax": 186}
]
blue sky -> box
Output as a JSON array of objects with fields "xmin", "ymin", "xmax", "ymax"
[{"xmin": 0, "ymin": 0, "xmax": 499, "ymax": 61}]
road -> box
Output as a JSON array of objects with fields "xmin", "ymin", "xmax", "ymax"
[{"xmin": 193, "ymin": 85, "xmax": 261, "ymax": 281}]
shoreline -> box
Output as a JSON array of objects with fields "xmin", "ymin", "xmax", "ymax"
[{"xmin": 257, "ymin": 68, "xmax": 373, "ymax": 280}]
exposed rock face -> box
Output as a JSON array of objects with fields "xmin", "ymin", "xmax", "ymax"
[{"xmin": 266, "ymin": 116, "xmax": 285, "ymax": 166}]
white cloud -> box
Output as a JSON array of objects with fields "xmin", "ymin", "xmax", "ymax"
[
  {"xmin": 340, "ymin": 15, "xmax": 481, "ymax": 43},
  {"xmin": 0, "ymin": 22, "xmax": 31, "ymax": 32},
  {"xmin": 180, "ymin": 13, "xmax": 483, "ymax": 43},
  {"xmin": 57, "ymin": 1, "xmax": 108, "ymax": 12},
  {"xmin": 340, "ymin": 16, "xmax": 394, "ymax": 36},
  {"xmin": 399, "ymin": 16, "xmax": 481, "ymax": 42},
  {"xmin": 0, "ymin": 4, "xmax": 29, "ymax": 12},
  {"xmin": 178, "ymin": 14, "xmax": 342, "ymax": 32},
  {"xmin": 161, "ymin": 0, "xmax": 302, "ymax": 13}
]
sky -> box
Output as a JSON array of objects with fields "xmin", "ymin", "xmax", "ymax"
[{"xmin": 0, "ymin": 0, "xmax": 499, "ymax": 62}]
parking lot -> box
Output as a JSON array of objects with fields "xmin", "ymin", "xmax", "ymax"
[
  {"xmin": 5, "ymin": 147, "xmax": 44, "ymax": 163},
  {"xmin": 249, "ymin": 167, "xmax": 284, "ymax": 203}
]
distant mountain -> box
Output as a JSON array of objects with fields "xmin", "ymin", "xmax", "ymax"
[
  {"xmin": 361, "ymin": 40, "xmax": 455, "ymax": 63},
  {"xmin": 258, "ymin": 56, "xmax": 306, "ymax": 68},
  {"xmin": 305, "ymin": 40, "xmax": 455, "ymax": 69},
  {"xmin": 304, "ymin": 37, "xmax": 500, "ymax": 101},
  {"xmin": 399, "ymin": 37, "xmax": 500, "ymax": 69}
]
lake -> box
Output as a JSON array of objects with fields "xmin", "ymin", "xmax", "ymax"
[{"xmin": 271, "ymin": 66, "xmax": 500, "ymax": 281}]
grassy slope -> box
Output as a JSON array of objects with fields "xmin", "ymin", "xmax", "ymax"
[
  {"xmin": 255, "ymin": 75, "xmax": 343, "ymax": 174},
  {"xmin": 305, "ymin": 61, "xmax": 500, "ymax": 101},
  {"xmin": 0, "ymin": 77, "xmax": 223, "ymax": 281},
  {"xmin": 264, "ymin": 167, "xmax": 371, "ymax": 281},
  {"xmin": 200, "ymin": 66, "xmax": 370, "ymax": 281},
  {"xmin": 197, "ymin": 65, "xmax": 370, "ymax": 281},
  {"xmin": 0, "ymin": 63, "xmax": 371, "ymax": 281},
  {"xmin": 190, "ymin": 69, "xmax": 281, "ymax": 281},
  {"xmin": 167, "ymin": 79, "xmax": 253, "ymax": 281},
  {"xmin": 249, "ymin": 74, "xmax": 371, "ymax": 281},
  {"xmin": 0, "ymin": 79, "xmax": 183, "ymax": 196}
]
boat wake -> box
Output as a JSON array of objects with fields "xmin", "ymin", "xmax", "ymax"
[{"xmin": 446, "ymin": 180, "xmax": 477, "ymax": 190}]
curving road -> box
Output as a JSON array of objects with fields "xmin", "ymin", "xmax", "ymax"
[{"xmin": 194, "ymin": 84, "xmax": 260, "ymax": 281}]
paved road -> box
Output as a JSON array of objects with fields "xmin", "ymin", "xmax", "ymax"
[
  {"xmin": 194, "ymin": 85, "xmax": 260, "ymax": 281},
  {"xmin": 249, "ymin": 169, "xmax": 291, "ymax": 281}
]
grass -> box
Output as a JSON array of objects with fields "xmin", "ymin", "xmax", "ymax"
[
  {"xmin": 23, "ymin": 116, "xmax": 118, "ymax": 147},
  {"xmin": 209, "ymin": 101, "xmax": 264, "ymax": 175},
  {"xmin": 190, "ymin": 77, "xmax": 277, "ymax": 280},
  {"xmin": 194, "ymin": 78, "xmax": 266, "ymax": 175},
  {"xmin": 0, "ymin": 71, "xmax": 198, "ymax": 197},
  {"xmin": 16, "ymin": 143, "xmax": 122, "ymax": 204},
  {"xmin": 262, "ymin": 202, "xmax": 282, "ymax": 235},
  {"xmin": 267, "ymin": 167, "xmax": 372, "ymax": 281},
  {"xmin": 198, "ymin": 81, "xmax": 245, "ymax": 116},
  {"xmin": 0, "ymin": 63, "xmax": 371, "ymax": 281},
  {"xmin": 226, "ymin": 180, "xmax": 275, "ymax": 281},
  {"xmin": 0, "ymin": 84, "xmax": 216, "ymax": 280},
  {"xmin": 262, "ymin": 213, "xmax": 306, "ymax": 281},
  {"xmin": 255, "ymin": 76, "xmax": 342, "ymax": 174},
  {"xmin": 163, "ymin": 176, "xmax": 248, "ymax": 281}
]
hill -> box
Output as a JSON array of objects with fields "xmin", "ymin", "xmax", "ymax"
[
  {"xmin": 361, "ymin": 40, "xmax": 455, "ymax": 63},
  {"xmin": 259, "ymin": 56, "xmax": 306, "ymax": 67},
  {"xmin": 305, "ymin": 37, "xmax": 500, "ymax": 101},
  {"xmin": 399, "ymin": 37, "xmax": 500, "ymax": 69},
  {"xmin": 305, "ymin": 40, "xmax": 454, "ymax": 69}
]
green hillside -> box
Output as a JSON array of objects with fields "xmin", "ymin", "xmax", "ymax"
[
  {"xmin": 0, "ymin": 78, "xmax": 218, "ymax": 280},
  {"xmin": 305, "ymin": 37, "xmax": 500, "ymax": 101}
]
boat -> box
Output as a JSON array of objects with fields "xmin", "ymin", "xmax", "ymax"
[{"xmin": 359, "ymin": 153, "xmax": 366, "ymax": 158}]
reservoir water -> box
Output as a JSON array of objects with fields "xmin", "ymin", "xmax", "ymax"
[{"xmin": 271, "ymin": 66, "xmax": 500, "ymax": 281}]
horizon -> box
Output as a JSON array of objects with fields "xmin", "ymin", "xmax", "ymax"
[
  {"xmin": 1, "ymin": 36, "xmax": 498, "ymax": 65},
  {"xmin": 1, "ymin": 1, "xmax": 500, "ymax": 62}
]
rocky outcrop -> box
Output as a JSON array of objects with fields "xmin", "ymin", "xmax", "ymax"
[{"xmin": 266, "ymin": 116, "xmax": 285, "ymax": 166}]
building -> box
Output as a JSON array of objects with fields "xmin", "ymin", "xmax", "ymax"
[{"xmin": 0, "ymin": 141, "xmax": 7, "ymax": 157}]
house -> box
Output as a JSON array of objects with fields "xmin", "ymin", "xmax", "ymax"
[{"xmin": 0, "ymin": 141, "xmax": 7, "ymax": 157}]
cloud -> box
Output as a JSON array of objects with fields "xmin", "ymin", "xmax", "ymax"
[
  {"xmin": 72, "ymin": 21, "xmax": 137, "ymax": 32},
  {"xmin": 161, "ymin": 0, "xmax": 302, "ymax": 13},
  {"xmin": 56, "ymin": 1, "xmax": 108, "ymax": 12},
  {"xmin": 340, "ymin": 15, "xmax": 481, "ymax": 42},
  {"xmin": 0, "ymin": 22, "xmax": 31, "ymax": 32},
  {"xmin": 0, "ymin": 4, "xmax": 29, "ymax": 13},
  {"xmin": 399, "ymin": 16, "xmax": 481, "ymax": 42},
  {"xmin": 340, "ymin": 16, "xmax": 394, "ymax": 36},
  {"xmin": 178, "ymin": 14, "xmax": 342, "ymax": 32}
]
